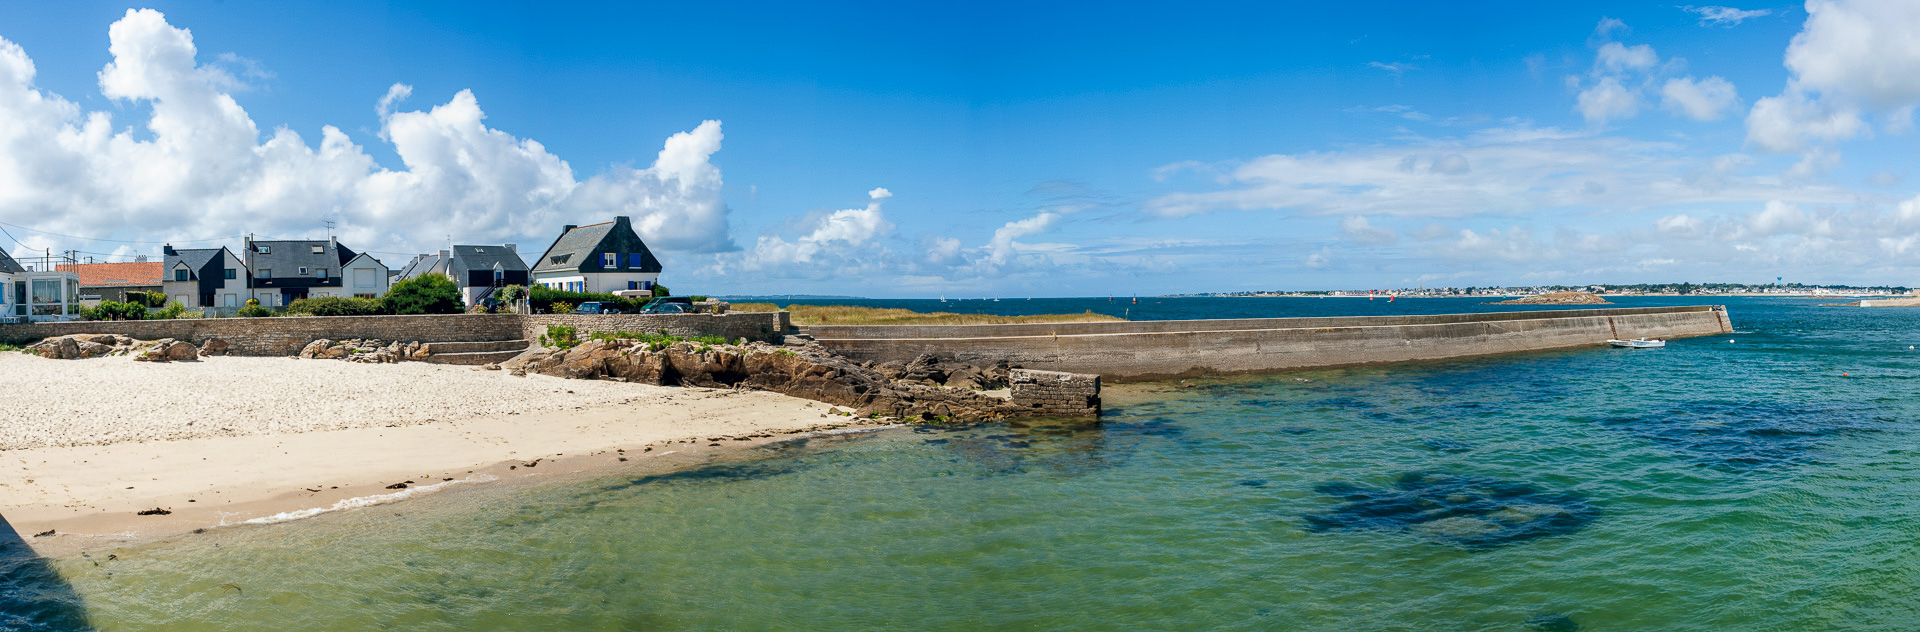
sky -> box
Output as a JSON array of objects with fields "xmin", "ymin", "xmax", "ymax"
[{"xmin": 1, "ymin": 1, "xmax": 1919, "ymax": 296}]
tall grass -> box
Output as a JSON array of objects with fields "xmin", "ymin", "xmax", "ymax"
[{"xmin": 729, "ymin": 303, "xmax": 1124, "ymax": 326}]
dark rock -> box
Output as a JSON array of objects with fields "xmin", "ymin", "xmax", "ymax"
[{"xmin": 136, "ymin": 508, "xmax": 171, "ymax": 516}]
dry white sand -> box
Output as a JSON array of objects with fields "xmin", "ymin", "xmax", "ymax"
[
  {"xmin": 0, "ymin": 352, "xmax": 865, "ymax": 552},
  {"xmin": 0, "ymin": 352, "xmax": 727, "ymax": 449}
]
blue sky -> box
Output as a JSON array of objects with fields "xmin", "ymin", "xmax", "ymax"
[{"xmin": 2, "ymin": 2, "xmax": 1918, "ymax": 296}]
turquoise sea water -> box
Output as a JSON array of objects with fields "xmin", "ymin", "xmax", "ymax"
[{"xmin": 13, "ymin": 296, "xmax": 1920, "ymax": 630}]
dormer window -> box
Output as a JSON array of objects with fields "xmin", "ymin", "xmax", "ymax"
[{"xmin": 311, "ymin": 245, "xmax": 324, "ymax": 254}]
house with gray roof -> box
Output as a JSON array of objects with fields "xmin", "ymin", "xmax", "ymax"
[
  {"xmin": 243, "ymin": 237, "xmax": 389, "ymax": 306},
  {"xmin": 394, "ymin": 244, "xmax": 531, "ymax": 306},
  {"xmin": 529, "ymin": 216, "xmax": 662, "ymax": 295},
  {"xmin": 162, "ymin": 245, "xmax": 247, "ymax": 308}
]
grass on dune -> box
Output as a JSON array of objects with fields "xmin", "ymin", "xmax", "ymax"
[{"xmin": 729, "ymin": 303, "xmax": 1125, "ymax": 326}]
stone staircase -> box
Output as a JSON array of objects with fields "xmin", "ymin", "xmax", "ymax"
[{"xmin": 420, "ymin": 340, "xmax": 532, "ymax": 366}]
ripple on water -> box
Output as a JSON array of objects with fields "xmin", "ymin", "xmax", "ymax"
[{"xmin": 1303, "ymin": 472, "xmax": 1598, "ymax": 549}]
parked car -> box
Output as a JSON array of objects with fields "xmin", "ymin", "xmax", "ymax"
[
  {"xmin": 639, "ymin": 301, "xmax": 685, "ymax": 314},
  {"xmin": 572, "ymin": 302, "xmax": 621, "ymax": 315}
]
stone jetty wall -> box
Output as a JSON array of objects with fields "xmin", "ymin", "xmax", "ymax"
[
  {"xmin": 806, "ymin": 305, "xmax": 1735, "ymax": 382},
  {"xmin": 1008, "ymin": 369, "xmax": 1101, "ymax": 417}
]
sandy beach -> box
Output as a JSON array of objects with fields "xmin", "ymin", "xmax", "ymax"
[{"xmin": 0, "ymin": 352, "xmax": 865, "ymax": 555}]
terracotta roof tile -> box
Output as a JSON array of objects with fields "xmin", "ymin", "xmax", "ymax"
[{"xmin": 56, "ymin": 262, "xmax": 163, "ymax": 287}]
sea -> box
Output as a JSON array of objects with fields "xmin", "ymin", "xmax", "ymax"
[{"xmin": 9, "ymin": 295, "xmax": 1920, "ymax": 631}]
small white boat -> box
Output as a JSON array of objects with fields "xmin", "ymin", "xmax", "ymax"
[{"xmin": 1608, "ymin": 338, "xmax": 1666, "ymax": 349}]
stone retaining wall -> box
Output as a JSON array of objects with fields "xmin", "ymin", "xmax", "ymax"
[
  {"xmin": 1008, "ymin": 369, "xmax": 1101, "ymax": 417},
  {"xmin": 0, "ymin": 312, "xmax": 789, "ymax": 357},
  {"xmin": 811, "ymin": 306, "xmax": 1735, "ymax": 382},
  {"xmin": 523, "ymin": 312, "xmax": 789, "ymax": 344}
]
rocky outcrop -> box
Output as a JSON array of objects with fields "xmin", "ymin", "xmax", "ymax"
[
  {"xmin": 298, "ymin": 339, "xmax": 428, "ymax": 364},
  {"xmin": 1485, "ymin": 291, "xmax": 1611, "ymax": 305},
  {"xmin": 501, "ymin": 339, "xmax": 1066, "ymax": 422},
  {"xmin": 134, "ymin": 339, "xmax": 201, "ymax": 362},
  {"xmin": 27, "ymin": 334, "xmax": 143, "ymax": 359}
]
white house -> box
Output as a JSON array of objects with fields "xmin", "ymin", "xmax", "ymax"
[
  {"xmin": 244, "ymin": 237, "xmax": 388, "ymax": 306},
  {"xmin": 0, "ymin": 250, "xmax": 81, "ymax": 322},
  {"xmin": 162, "ymin": 245, "xmax": 249, "ymax": 308},
  {"xmin": 530, "ymin": 216, "xmax": 663, "ymax": 294}
]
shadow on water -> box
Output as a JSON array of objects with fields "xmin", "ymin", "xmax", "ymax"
[
  {"xmin": 1304, "ymin": 472, "xmax": 1598, "ymax": 550},
  {"xmin": 0, "ymin": 514, "xmax": 92, "ymax": 631},
  {"xmin": 1591, "ymin": 400, "xmax": 1890, "ymax": 470}
]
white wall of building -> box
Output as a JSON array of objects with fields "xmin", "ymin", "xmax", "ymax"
[{"xmin": 531, "ymin": 271, "xmax": 659, "ymax": 294}]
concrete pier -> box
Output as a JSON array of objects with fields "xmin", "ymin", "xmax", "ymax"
[{"xmin": 805, "ymin": 305, "xmax": 1734, "ymax": 382}]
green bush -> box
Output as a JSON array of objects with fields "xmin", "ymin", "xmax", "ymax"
[
  {"xmin": 285, "ymin": 296, "xmax": 387, "ymax": 317},
  {"xmin": 587, "ymin": 330, "xmax": 729, "ymax": 352},
  {"xmin": 541, "ymin": 324, "xmax": 581, "ymax": 349},
  {"xmin": 496, "ymin": 285, "xmax": 528, "ymax": 303},
  {"xmin": 124, "ymin": 291, "xmax": 167, "ymax": 308},
  {"xmin": 690, "ymin": 295, "xmax": 708, "ymax": 302},
  {"xmin": 237, "ymin": 304, "xmax": 273, "ymax": 318},
  {"xmin": 527, "ymin": 286, "xmax": 646, "ymax": 314},
  {"xmin": 550, "ymin": 301, "xmax": 575, "ymax": 314},
  {"xmin": 651, "ymin": 284, "xmax": 671, "ymax": 298},
  {"xmin": 81, "ymin": 300, "xmax": 147, "ymax": 321},
  {"xmin": 383, "ymin": 274, "xmax": 464, "ymax": 315}
]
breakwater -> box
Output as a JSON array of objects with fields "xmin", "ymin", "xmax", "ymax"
[{"xmin": 805, "ymin": 305, "xmax": 1733, "ymax": 381}]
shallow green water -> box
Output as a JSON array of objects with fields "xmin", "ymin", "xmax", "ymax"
[{"xmin": 25, "ymin": 298, "xmax": 1920, "ymax": 630}]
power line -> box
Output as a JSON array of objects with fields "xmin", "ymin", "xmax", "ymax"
[{"xmin": 0, "ymin": 221, "xmax": 242, "ymax": 245}]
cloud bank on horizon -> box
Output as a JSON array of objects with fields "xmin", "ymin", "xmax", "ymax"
[{"xmin": 5, "ymin": 3, "xmax": 1920, "ymax": 295}]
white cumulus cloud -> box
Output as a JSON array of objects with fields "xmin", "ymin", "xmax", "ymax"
[
  {"xmin": 1661, "ymin": 76, "xmax": 1740, "ymax": 121},
  {"xmin": 0, "ymin": 9, "xmax": 735, "ymax": 263},
  {"xmin": 1746, "ymin": 0, "xmax": 1920, "ymax": 152}
]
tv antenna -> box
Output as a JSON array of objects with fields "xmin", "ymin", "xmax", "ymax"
[{"xmin": 323, "ymin": 219, "xmax": 337, "ymax": 239}]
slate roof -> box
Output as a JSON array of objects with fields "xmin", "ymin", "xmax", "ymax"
[
  {"xmin": 163, "ymin": 248, "xmax": 225, "ymax": 281},
  {"xmin": 247, "ymin": 240, "xmax": 357, "ymax": 278},
  {"xmin": 532, "ymin": 222, "xmax": 614, "ymax": 273},
  {"xmin": 448, "ymin": 245, "xmax": 529, "ymax": 278},
  {"xmin": 394, "ymin": 253, "xmax": 443, "ymax": 281},
  {"xmin": 0, "ymin": 250, "xmax": 21, "ymax": 274},
  {"xmin": 57, "ymin": 262, "xmax": 163, "ymax": 287},
  {"xmin": 531, "ymin": 217, "xmax": 663, "ymax": 274}
]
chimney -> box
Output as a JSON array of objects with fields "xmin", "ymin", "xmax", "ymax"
[
  {"xmin": 438, "ymin": 249, "xmax": 449, "ymax": 261},
  {"xmin": 614, "ymin": 216, "xmax": 631, "ymax": 227},
  {"xmin": 563, "ymin": 225, "xmax": 577, "ymax": 232},
  {"xmin": 136, "ymin": 255, "xmax": 148, "ymax": 263},
  {"xmin": 329, "ymin": 236, "xmax": 337, "ymax": 248},
  {"xmin": 162, "ymin": 245, "xmax": 176, "ymax": 256},
  {"xmin": 504, "ymin": 243, "xmax": 516, "ymax": 253}
]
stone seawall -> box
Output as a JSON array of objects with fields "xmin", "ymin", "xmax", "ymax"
[
  {"xmin": 0, "ymin": 312, "xmax": 789, "ymax": 357},
  {"xmin": 523, "ymin": 312, "xmax": 788, "ymax": 344},
  {"xmin": 807, "ymin": 306, "xmax": 1734, "ymax": 382},
  {"xmin": 0, "ymin": 314, "xmax": 525, "ymax": 356}
]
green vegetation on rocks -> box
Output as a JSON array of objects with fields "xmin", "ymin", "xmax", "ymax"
[{"xmin": 284, "ymin": 296, "xmax": 386, "ymax": 316}]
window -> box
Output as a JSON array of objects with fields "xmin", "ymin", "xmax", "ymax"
[
  {"xmin": 174, "ymin": 269, "xmax": 189, "ymax": 282},
  {"xmin": 224, "ymin": 294, "xmax": 237, "ymax": 307},
  {"xmin": 311, "ymin": 245, "xmax": 324, "ymax": 254},
  {"xmin": 629, "ymin": 253, "xmax": 644, "ymax": 268},
  {"xmin": 602, "ymin": 253, "xmax": 617, "ymax": 267},
  {"xmin": 317, "ymin": 268, "xmax": 328, "ymax": 280},
  {"xmin": 258, "ymin": 268, "xmax": 270, "ymax": 279},
  {"xmin": 299, "ymin": 266, "xmax": 308, "ymax": 276},
  {"xmin": 628, "ymin": 281, "xmax": 637, "ymax": 290},
  {"xmin": 257, "ymin": 245, "xmax": 270, "ymax": 254},
  {"xmin": 224, "ymin": 269, "xmax": 236, "ymax": 280},
  {"xmin": 550, "ymin": 254, "xmax": 571, "ymax": 265}
]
